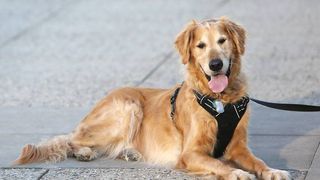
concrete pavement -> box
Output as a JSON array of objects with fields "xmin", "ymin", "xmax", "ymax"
[{"xmin": 0, "ymin": 0, "xmax": 319, "ymax": 179}]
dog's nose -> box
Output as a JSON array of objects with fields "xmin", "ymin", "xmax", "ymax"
[{"xmin": 209, "ymin": 59, "xmax": 223, "ymax": 71}]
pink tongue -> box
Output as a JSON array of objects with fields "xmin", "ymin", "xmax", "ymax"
[{"xmin": 208, "ymin": 75, "xmax": 229, "ymax": 93}]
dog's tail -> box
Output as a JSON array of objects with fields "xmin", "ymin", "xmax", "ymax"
[{"xmin": 14, "ymin": 134, "xmax": 73, "ymax": 165}]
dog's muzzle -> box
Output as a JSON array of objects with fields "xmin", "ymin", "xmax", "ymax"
[{"xmin": 201, "ymin": 59, "xmax": 232, "ymax": 93}]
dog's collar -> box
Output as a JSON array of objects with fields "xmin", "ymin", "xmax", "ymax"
[{"xmin": 193, "ymin": 90, "xmax": 249, "ymax": 158}]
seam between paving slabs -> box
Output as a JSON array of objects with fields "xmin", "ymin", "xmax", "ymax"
[
  {"xmin": 37, "ymin": 169, "xmax": 49, "ymax": 180},
  {"xmin": 0, "ymin": 0, "xmax": 80, "ymax": 49},
  {"xmin": 216, "ymin": 0, "xmax": 231, "ymax": 9},
  {"xmin": 304, "ymin": 140, "xmax": 320, "ymax": 180},
  {"xmin": 135, "ymin": 51, "xmax": 174, "ymax": 87}
]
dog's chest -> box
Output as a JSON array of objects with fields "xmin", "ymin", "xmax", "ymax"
[{"xmin": 193, "ymin": 94, "xmax": 250, "ymax": 158}]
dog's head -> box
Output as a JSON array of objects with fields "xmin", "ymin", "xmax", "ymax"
[{"xmin": 175, "ymin": 17, "xmax": 246, "ymax": 99}]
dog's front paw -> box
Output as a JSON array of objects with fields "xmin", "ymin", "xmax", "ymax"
[
  {"xmin": 74, "ymin": 147, "xmax": 97, "ymax": 161},
  {"xmin": 118, "ymin": 148, "xmax": 143, "ymax": 162},
  {"xmin": 260, "ymin": 169, "xmax": 291, "ymax": 180},
  {"xmin": 225, "ymin": 169, "xmax": 256, "ymax": 180}
]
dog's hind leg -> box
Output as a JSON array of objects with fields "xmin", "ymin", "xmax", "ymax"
[
  {"xmin": 15, "ymin": 88, "xmax": 144, "ymax": 164},
  {"xmin": 70, "ymin": 91, "xmax": 144, "ymax": 162}
]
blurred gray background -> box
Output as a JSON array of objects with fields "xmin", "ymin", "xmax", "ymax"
[
  {"xmin": 0, "ymin": 0, "xmax": 319, "ymax": 179},
  {"xmin": 1, "ymin": 0, "xmax": 319, "ymax": 108}
]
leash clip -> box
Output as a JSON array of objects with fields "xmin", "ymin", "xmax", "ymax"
[{"xmin": 214, "ymin": 100, "xmax": 224, "ymax": 113}]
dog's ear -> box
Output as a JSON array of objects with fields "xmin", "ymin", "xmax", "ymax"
[
  {"xmin": 221, "ymin": 17, "xmax": 246, "ymax": 55},
  {"xmin": 175, "ymin": 20, "xmax": 197, "ymax": 64}
]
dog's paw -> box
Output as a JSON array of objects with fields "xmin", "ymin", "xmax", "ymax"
[
  {"xmin": 260, "ymin": 169, "xmax": 291, "ymax": 180},
  {"xmin": 225, "ymin": 169, "xmax": 256, "ymax": 180},
  {"xmin": 74, "ymin": 147, "xmax": 97, "ymax": 161},
  {"xmin": 118, "ymin": 148, "xmax": 143, "ymax": 161}
]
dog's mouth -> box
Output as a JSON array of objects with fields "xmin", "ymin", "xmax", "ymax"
[
  {"xmin": 207, "ymin": 74, "xmax": 229, "ymax": 93},
  {"xmin": 201, "ymin": 60, "xmax": 231, "ymax": 93}
]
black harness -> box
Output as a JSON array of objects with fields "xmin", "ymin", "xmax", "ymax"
[{"xmin": 170, "ymin": 85, "xmax": 249, "ymax": 158}]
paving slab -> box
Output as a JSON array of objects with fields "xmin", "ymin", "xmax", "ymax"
[
  {"xmin": 40, "ymin": 168, "xmax": 306, "ymax": 180},
  {"xmin": 305, "ymin": 143, "xmax": 320, "ymax": 180},
  {"xmin": 0, "ymin": 168, "xmax": 47, "ymax": 180},
  {"xmin": 249, "ymin": 104, "xmax": 320, "ymax": 136},
  {"xmin": 40, "ymin": 168, "xmax": 198, "ymax": 180},
  {"xmin": 0, "ymin": 107, "xmax": 88, "ymax": 134},
  {"xmin": 0, "ymin": 0, "xmax": 75, "ymax": 46},
  {"xmin": 140, "ymin": 53, "xmax": 184, "ymax": 88},
  {"xmin": 249, "ymin": 135, "xmax": 319, "ymax": 170},
  {"xmin": 14, "ymin": 157, "xmax": 149, "ymax": 169},
  {"xmin": 0, "ymin": 168, "xmax": 306, "ymax": 180},
  {"xmin": 0, "ymin": 0, "xmax": 225, "ymax": 108}
]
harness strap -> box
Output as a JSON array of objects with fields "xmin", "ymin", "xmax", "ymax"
[
  {"xmin": 170, "ymin": 85, "xmax": 249, "ymax": 158},
  {"xmin": 194, "ymin": 91, "xmax": 249, "ymax": 158},
  {"xmin": 170, "ymin": 85, "xmax": 182, "ymax": 119},
  {"xmin": 170, "ymin": 84, "xmax": 320, "ymax": 158}
]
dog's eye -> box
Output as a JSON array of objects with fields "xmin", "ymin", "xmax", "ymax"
[
  {"xmin": 218, "ymin": 37, "xmax": 226, "ymax": 44},
  {"xmin": 196, "ymin": 42, "xmax": 206, "ymax": 49}
]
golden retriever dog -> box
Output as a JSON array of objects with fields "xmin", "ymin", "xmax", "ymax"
[{"xmin": 15, "ymin": 17, "xmax": 291, "ymax": 180}]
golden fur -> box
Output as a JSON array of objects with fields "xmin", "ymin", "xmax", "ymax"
[{"xmin": 15, "ymin": 17, "xmax": 291, "ymax": 180}]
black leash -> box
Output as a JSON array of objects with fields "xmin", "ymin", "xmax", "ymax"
[{"xmin": 250, "ymin": 98, "xmax": 320, "ymax": 112}]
